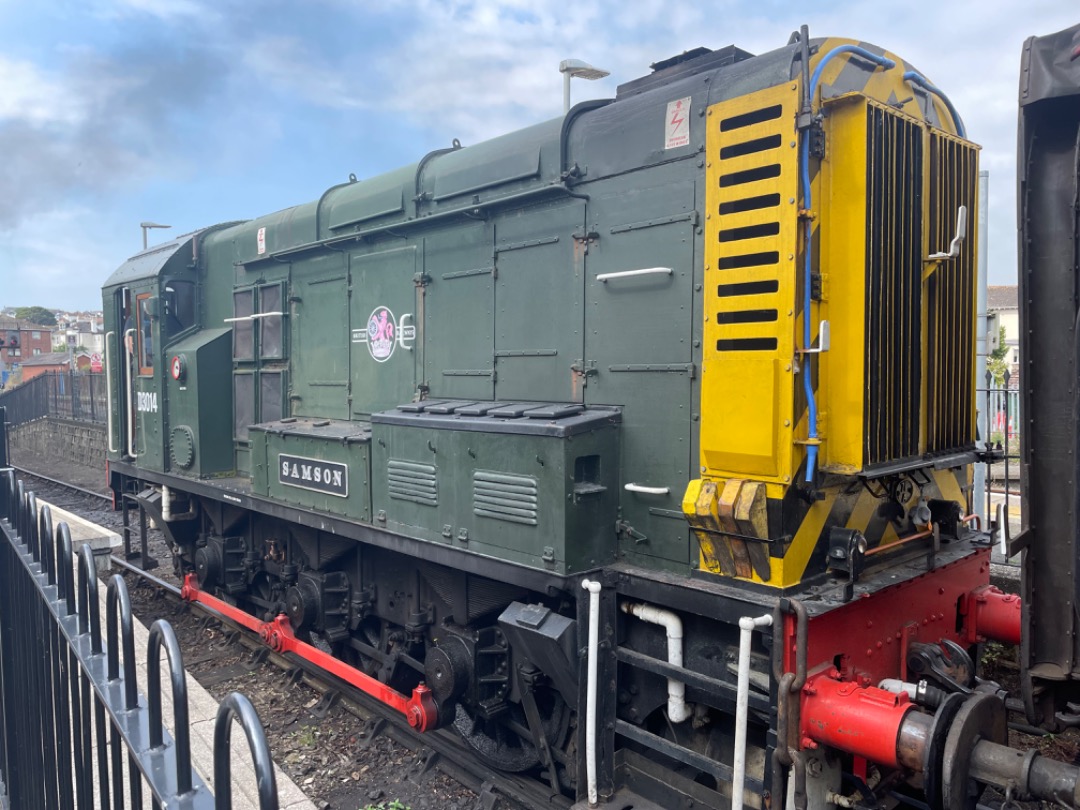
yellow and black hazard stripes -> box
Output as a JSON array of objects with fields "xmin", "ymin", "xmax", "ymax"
[{"xmin": 692, "ymin": 466, "xmax": 969, "ymax": 589}]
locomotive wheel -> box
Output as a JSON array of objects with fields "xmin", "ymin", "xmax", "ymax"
[{"xmin": 453, "ymin": 689, "xmax": 570, "ymax": 773}]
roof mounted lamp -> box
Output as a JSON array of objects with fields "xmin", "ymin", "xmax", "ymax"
[
  {"xmin": 140, "ymin": 221, "xmax": 172, "ymax": 250},
  {"xmin": 560, "ymin": 59, "xmax": 610, "ymax": 114}
]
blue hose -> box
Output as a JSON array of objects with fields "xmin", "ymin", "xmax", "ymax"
[
  {"xmin": 799, "ymin": 45, "xmax": 895, "ymax": 482},
  {"xmin": 902, "ymin": 70, "xmax": 966, "ymax": 138}
]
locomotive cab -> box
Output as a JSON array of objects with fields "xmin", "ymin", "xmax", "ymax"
[{"xmin": 103, "ymin": 234, "xmax": 201, "ymax": 472}]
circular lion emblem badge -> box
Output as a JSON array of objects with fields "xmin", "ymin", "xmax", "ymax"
[{"xmin": 366, "ymin": 306, "xmax": 397, "ymax": 362}]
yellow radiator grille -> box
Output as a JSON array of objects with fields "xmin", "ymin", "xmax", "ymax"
[
  {"xmin": 926, "ymin": 134, "xmax": 978, "ymax": 453},
  {"xmin": 864, "ymin": 106, "xmax": 923, "ymax": 465}
]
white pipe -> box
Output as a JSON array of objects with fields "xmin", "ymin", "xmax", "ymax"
[
  {"xmin": 734, "ymin": 613, "xmax": 773, "ymax": 810},
  {"xmin": 620, "ymin": 602, "xmax": 690, "ymax": 723},
  {"xmin": 582, "ymin": 579, "xmax": 602, "ymax": 807},
  {"xmin": 161, "ymin": 484, "xmax": 172, "ymax": 522}
]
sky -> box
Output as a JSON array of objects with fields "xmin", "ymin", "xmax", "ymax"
[{"xmin": 0, "ymin": 1, "xmax": 1074, "ymax": 312}]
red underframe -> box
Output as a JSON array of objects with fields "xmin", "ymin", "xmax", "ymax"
[{"xmin": 784, "ymin": 549, "xmax": 991, "ymax": 686}]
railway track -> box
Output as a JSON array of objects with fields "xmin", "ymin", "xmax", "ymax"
[{"xmin": 14, "ymin": 466, "xmax": 567, "ymax": 810}]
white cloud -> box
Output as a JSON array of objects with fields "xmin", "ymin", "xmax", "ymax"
[
  {"xmin": 241, "ymin": 35, "xmax": 370, "ymax": 110},
  {"xmin": 0, "ymin": 206, "xmax": 124, "ymax": 310},
  {"xmin": 0, "ymin": 56, "xmax": 85, "ymax": 127}
]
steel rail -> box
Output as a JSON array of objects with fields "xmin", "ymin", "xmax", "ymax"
[
  {"xmin": 111, "ymin": 556, "xmax": 571, "ymax": 810},
  {"xmin": 9, "ymin": 465, "xmax": 112, "ymax": 504}
]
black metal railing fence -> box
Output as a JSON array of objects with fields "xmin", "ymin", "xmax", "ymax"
[
  {"xmin": 0, "ymin": 407, "xmax": 279, "ymax": 809},
  {"xmin": 0, "ymin": 371, "xmax": 107, "ymax": 427}
]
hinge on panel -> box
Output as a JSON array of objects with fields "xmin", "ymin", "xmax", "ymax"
[
  {"xmin": 571, "ymin": 359, "xmax": 598, "ymax": 381},
  {"xmin": 807, "ymin": 116, "xmax": 826, "ymax": 159},
  {"xmin": 413, "ymin": 272, "xmax": 431, "ymax": 287},
  {"xmin": 811, "ymin": 272, "xmax": 823, "ymax": 301},
  {"xmin": 572, "ymin": 231, "xmax": 600, "ymax": 244}
]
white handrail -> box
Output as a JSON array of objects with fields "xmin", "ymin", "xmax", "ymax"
[
  {"xmin": 223, "ymin": 311, "xmax": 283, "ymax": 323},
  {"xmin": 624, "ymin": 483, "xmax": 670, "ymax": 495},
  {"xmin": 104, "ymin": 331, "xmax": 117, "ymax": 453},
  {"xmin": 596, "ymin": 267, "xmax": 673, "ymax": 282},
  {"xmin": 734, "ymin": 614, "xmax": 773, "ymax": 810},
  {"xmin": 582, "ymin": 579, "xmax": 603, "ymax": 807},
  {"xmin": 124, "ymin": 328, "xmax": 135, "ymax": 457}
]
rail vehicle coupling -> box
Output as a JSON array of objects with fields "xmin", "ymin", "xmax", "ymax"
[{"xmin": 797, "ymin": 667, "xmax": 1080, "ymax": 810}]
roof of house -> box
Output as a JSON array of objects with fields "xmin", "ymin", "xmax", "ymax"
[
  {"xmin": 988, "ymin": 285, "xmax": 1018, "ymax": 310},
  {"xmin": 19, "ymin": 352, "xmax": 72, "ymax": 367},
  {"xmin": 0, "ymin": 315, "xmax": 53, "ymax": 331}
]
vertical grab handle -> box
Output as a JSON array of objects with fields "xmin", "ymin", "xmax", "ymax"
[
  {"xmin": 104, "ymin": 331, "xmax": 117, "ymax": 453},
  {"xmin": 123, "ymin": 328, "xmax": 135, "ymax": 457}
]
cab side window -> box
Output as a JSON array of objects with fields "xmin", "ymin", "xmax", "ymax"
[{"xmin": 137, "ymin": 293, "xmax": 154, "ymax": 375}]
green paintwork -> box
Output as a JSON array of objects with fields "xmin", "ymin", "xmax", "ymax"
[
  {"xmin": 250, "ymin": 418, "xmax": 371, "ymax": 521},
  {"xmin": 105, "ymin": 41, "xmax": 835, "ymax": 572},
  {"xmin": 370, "ymin": 405, "xmax": 620, "ymax": 574},
  {"xmin": 164, "ymin": 329, "xmax": 233, "ymax": 477}
]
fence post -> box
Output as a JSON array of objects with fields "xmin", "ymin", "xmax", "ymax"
[{"xmin": 0, "ymin": 405, "xmax": 7, "ymax": 469}]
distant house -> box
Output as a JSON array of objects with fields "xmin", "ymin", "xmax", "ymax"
[
  {"xmin": 20, "ymin": 352, "xmax": 73, "ymax": 382},
  {"xmin": 0, "ymin": 315, "xmax": 55, "ymax": 367},
  {"xmin": 987, "ymin": 285, "xmax": 1020, "ymax": 383}
]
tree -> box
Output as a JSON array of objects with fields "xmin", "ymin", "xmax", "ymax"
[
  {"xmin": 987, "ymin": 325, "xmax": 1009, "ymax": 387},
  {"xmin": 14, "ymin": 306, "xmax": 57, "ymax": 326}
]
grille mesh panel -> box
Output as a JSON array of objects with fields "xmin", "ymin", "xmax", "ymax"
[
  {"xmin": 864, "ymin": 106, "xmax": 923, "ymax": 465},
  {"xmin": 926, "ymin": 134, "xmax": 978, "ymax": 453}
]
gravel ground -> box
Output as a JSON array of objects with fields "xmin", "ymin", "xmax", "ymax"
[
  {"xmin": 123, "ymin": 578, "xmax": 481, "ymax": 810},
  {"xmin": 10, "ymin": 459, "xmax": 493, "ymax": 810}
]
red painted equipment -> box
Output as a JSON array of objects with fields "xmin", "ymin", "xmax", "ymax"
[
  {"xmin": 800, "ymin": 671, "xmax": 913, "ymax": 768},
  {"xmin": 960, "ymin": 585, "xmax": 1022, "ymax": 646},
  {"xmin": 180, "ymin": 574, "xmax": 439, "ymax": 731}
]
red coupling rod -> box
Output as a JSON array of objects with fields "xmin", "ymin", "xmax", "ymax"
[
  {"xmin": 181, "ymin": 575, "xmax": 438, "ymax": 731},
  {"xmin": 960, "ymin": 584, "xmax": 1022, "ymax": 646}
]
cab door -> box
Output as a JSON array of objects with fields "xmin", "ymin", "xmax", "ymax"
[{"xmin": 132, "ymin": 286, "xmax": 166, "ymax": 470}]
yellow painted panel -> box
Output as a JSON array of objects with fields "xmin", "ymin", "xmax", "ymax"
[
  {"xmin": 701, "ymin": 355, "xmax": 780, "ymax": 477},
  {"xmin": 703, "ymin": 81, "xmax": 800, "ymax": 486},
  {"xmin": 819, "ymin": 98, "xmax": 869, "ymax": 471}
]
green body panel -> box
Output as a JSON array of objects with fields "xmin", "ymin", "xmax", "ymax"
[
  {"xmin": 250, "ymin": 419, "xmax": 371, "ymax": 521},
  {"xmin": 583, "ymin": 176, "xmax": 699, "ymax": 568},
  {"xmin": 324, "ymin": 165, "xmax": 417, "ymax": 232},
  {"xmin": 493, "ymin": 201, "xmax": 586, "ymax": 402},
  {"xmin": 370, "ymin": 406, "xmax": 620, "ymax": 574},
  {"xmin": 349, "ymin": 245, "xmax": 419, "ymax": 418},
  {"xmin": 422, "ymin": 222, "xmax": 495, "ymax": 400},
  {"xmin": 290, "ymin": 253, "xmax": 350, "ymax": 419},
  {"xmin": 231, "ymin": 202, "xmax": 319, "ymax": 266},
  {"xmin": 164, "ymin": 329, "xmax": 233, "ymax": 477}
]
